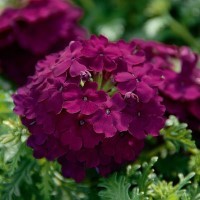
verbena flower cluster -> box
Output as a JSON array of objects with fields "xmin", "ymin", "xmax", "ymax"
[
  {"xmin": 135, "ymin": 40, "xmax": 200, "ymax": 131},
  {"xmin": 13, "ymin": 35, "xmax": 165, "ymax": 182},
  {"xmin": 0, "ymin": 0, "xmax": 85, "ymax": 85}
]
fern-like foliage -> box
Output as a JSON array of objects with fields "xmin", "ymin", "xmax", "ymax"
[
  {"xmin": 160, "ymin": 115, "xmax": 196, "ymax": 152},
  {"xmin": 98, "ymin": 157, "xmax": 196, "ymax": 200},
  {"xmin": 189, "ymin": 152, "xmax": 200, "ymax": 183},
  {"xmin": 37, "ymin": 161, "xmax": 54, "ymax": 200},
  {"xmin": 148, "ymin": 172, "xmax": 195, "ymax": 200},
  {"xmin": 99, "ymin": 174, "xmax": 132, "ymax": 200}
]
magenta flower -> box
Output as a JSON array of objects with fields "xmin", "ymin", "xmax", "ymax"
[
  {"xmin": 115, "ymin": 63, "xmax": 164, "ymax": 102},
  {"xmin": 53, "ymin": 41, "xmax": 86, "ymax": 77},
  {"xmin": 57, "ymin": 112, "xmax": 104, "ymax": 150},
  {"xmin": 116, "ymin": 40, "xmax": 146, "ymax": 66},
  {"xmin": 101, "ymin": 132, "xmax": 144, "ymax": 163},
  {"xmin": 89, "ymin": 93, "xmax": 132, "ymax": 137},
  {"xmin": 126, "ymin": 97, "xmax": 165, "ymax": 139},
  {"xmin": 13, "ymin": 35, "xmax": 165, "ymax": 181},
  {"xmin": 63, "ymin": 82, "xmax": 107, "ymax": 115},
  {"xmin": 135, "ymin": 39, "xmax": 200, "ymax": 131},
  {"xmin": 0, "ymin": 0, "xmax": 86, "ymax": 85},
  {"xmin": 81, "ymin": 35, "xmax": 119, "ymax": 72}
]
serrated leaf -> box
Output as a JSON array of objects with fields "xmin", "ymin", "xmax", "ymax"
[
  {"xmin": 98, "ymin": 173, "xmax": 131, "ymax": 200},
  {"xmin": 37, "ymin": 162, "xmax": 54, "ymax": 200},
  {"xmin": 1, "ymin": 159, "xmax": 35, "ymax": 200},
  {"xmin": 160, "ymin": 116, "xmax": 196, "ymax": 152},
  {"xmin": 131, "ymin": 188, "xmax": 141, "ymax": 200}
]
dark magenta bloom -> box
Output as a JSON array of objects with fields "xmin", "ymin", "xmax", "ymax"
[
  {"xmin": 126, "ymin": 97, "xmax": 165, "ymax": 139},
  {"xmin": 53, "ymin": 41, "xmax": 86, "ymax": 77},
  {"xmin": 13, "ymin": 35, "xmax": 165, "ymax": 181},
  {"xmin": 134, "ymin": 39, "xmax": 200, "ymax": 131},
  {"xmin": 63, "ymin": 82, "xmax": 107, "ymax": 115},
  {"xmin": 89, "ymin": 93, "xmax": 132, "ymax": 137},
  {"xmin": 115, "ymin": 63, "xmax": 164, "ymax": 102},
  {"xmin": 81, "ymin": 35, "xmax": 119, "ymax": 72},
  {"xmin": 0, "ymin": 0, "xmax": 86, "ymax": 85}
]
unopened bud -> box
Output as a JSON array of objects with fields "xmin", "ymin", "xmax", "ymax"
[
  {"xmin": 124, "ymin": 92, "xmax": 139, "ymax": 102},
  {"xmin": 80, "ymin": 70, "xmax": 92, "ymax": 82}
]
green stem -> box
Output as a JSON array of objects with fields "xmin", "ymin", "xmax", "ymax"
[
  {"xmin": 101, "ymin": 80, "xmax": 114, "ymax": 92},
  {"xmin": 139, "ymin": 144, "xmax": 166, "ymax": 162},
  {"xmin": 108, "ymin": 87, "xmax": 118, "ymax": 96},
  {"xmin": 138, "ymin": 135, "xmax": 199, "ymax": 164},
  {"xmin": 167, "ymin": 14, "xmax": 200, "ymax": 52},
  {"xmin": 96, "ymin": 73, "xmax": 103, "ymax": 90}
]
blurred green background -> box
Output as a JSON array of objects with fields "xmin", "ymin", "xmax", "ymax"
[
  {"xmin": 1, "ymin": 0, "xmax": 200, "ymax": 50},
  {"xmin": 73, "ymin": 0, "xmax": 200, "ymax": 51}
]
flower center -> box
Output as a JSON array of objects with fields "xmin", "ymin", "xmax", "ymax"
[
  {"xmin": 136, "ymin": 78, "xmax": 140, "ymax": 82},
  {"xmin": 99, "ymin": 53, "xmax": 104, "ymax": 57},
  {"xmin": 79, "ymin": 120, "xmax": 85, "ymax": 126},
  {"xmin": 124, "ymin": 92, "xmax": 140, "ymax": 102},
  {"xmin": 29, "ymin": 121, "xmax": 36, "ymax": 126},
  {"xmin": 106, "ymin": 109, "xmax": 111, "ymax": 115},
  {"xmin": 71, "ymin": 56, "xmax": 76, "ymax": 61},
  {"xmin": 161, "ymin": 75, "xmax": 165, "ymax": 80},
  {"xmin": 58, "ymin": 85, "xmax": 63, "ymax": 92},
  {"xmin": 131, "ymin": 73, "xmax": 135, "ymax": 77},
  {"xmin": 80, "ymin": 70, "xmax": 92, "ymax": 81},
  {"xmin": 119, "ymin": 132, "xmax": 126, "ymax": 137},
  {"xmin": 83, "ymin": 96, "xmax": 88, "ymax": 101}
]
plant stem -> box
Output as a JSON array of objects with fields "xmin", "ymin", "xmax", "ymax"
[
  {"xmin": 101, "ymin": 80, "xmax": 113, "ymax": 92},
  {"xmin": 97, "ymin": 73, "xmax": 103, "ymax": 90},
  {"xmin": 108, "ymin": 87, "xmax": 118, "ymax": 96},
  {"xmin": 167, "ymin": 14, "xmax": 200, "ymax": 52}
]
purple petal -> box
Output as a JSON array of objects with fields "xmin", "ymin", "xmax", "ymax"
[
  {"xmin": 70, "ymin": 60, "xmax": 86, "ymax": 77},
  {"xmin": 104, "ymin": 58, "xmax": 117, "ymax": 72},
  {"xmin": 63, "ymin": 84, "xmax": 81, "ymax": 100},
  {"xmin": 117, "ymin": 80, "xmax": 137, "ymax": 94},
  {"xmin": 63, "ymin": 100, "xmax": 81, "ymax": 113},
  {"xmin": 61, "ymin": 130, "xmax": 82, "ymax": 151},
  {"xmin": 81, "ymin": 127, "xmax": 103, "ymax": 148},
  {"xmin": 112, "ymin": 111, "xmax": 131, "ymax": 132},
  {"xmin": 125, "ymin": 50, "xmax": 146, "ymax": 65},
  {"xmin": 90, "ymin": 56, "xmax": 104, "ymax": 72},
  {"xmin": 115, "ymin": 72, "xmax": 134, "ymax": 82},
  {"xmin": 53, "ymin": 60, "xmax": 71, "ymax": 77},
  {"xmin": 136, "ymin": 82, "xmax": 155, "ymax": 103},
  {"xmin": 46, "ymin": 92, "xmax": 63, "ymax": 114},
  {"xmin": 110, "ymin": 93, "xmax": 126, "ymax": 111},
  {"xmin": 80, "ymin": 101, "xmax": 98, "ymax": 115}
]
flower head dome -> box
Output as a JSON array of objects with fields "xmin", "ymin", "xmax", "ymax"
[
  {"xmin": 0, "ymin": 0, "xmax": 86, "ymax": 85},
  {"xmin": 13, "ymin": 35, "xmax": 165, "ymax": 182}
]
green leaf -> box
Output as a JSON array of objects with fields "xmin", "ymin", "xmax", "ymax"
[
  {"xmin": 1, "ymin": 159, "xmax": 36, "ymax": 200},
  {"xmin": 131, "ymin": 188, "xmax": 141, "ymax": 200},
  {"xmin": 160, "ymin": 116, "xmax": 196, "ymax": 152},
  {"xmin": 98, "ymin": 173, "xmax": 131, "ymax": 200},
  {"xmin": 127, "ymin": 156, "xmax": 158, "ymax": 196},
  {"xmin": 189, "ymin": 152, "xmax": 200, "ymax": 182},
  {"xmin": 148, "ymin": 172, "xmax": 195, "ymax": 199},
  {"xmin": 37, "ymin": 161, "xmax": 54, "ymax": 200},
  {"xmin": 0, "ymin": 90, "xmax": 14, "ymax": 120}
]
